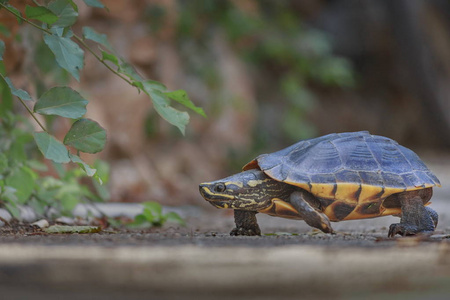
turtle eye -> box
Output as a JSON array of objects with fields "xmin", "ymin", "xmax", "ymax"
[{"xmin": 214, "ymin": 183, "xmax": 226, "ymax": 193}]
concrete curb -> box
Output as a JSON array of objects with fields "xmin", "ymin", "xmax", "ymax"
[{"xmin": 0, "ymin": 243, "xmax": 449, "ymax": 299}]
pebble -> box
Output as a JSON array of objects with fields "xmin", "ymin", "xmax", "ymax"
[{"xmin": 31, "ymin": 219, "xmax": 49, "ymax": 229}]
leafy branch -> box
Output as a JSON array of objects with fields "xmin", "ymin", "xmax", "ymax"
[
  {"xmin": 0, "ymin": 2, "xmax": 129, "ymax": 85},
  {"xmin": 73, "ymin": 34, "xmax": 133, "ymax": 86},
  {"xmin": 0, "ymin": 0, "xmax": 202, "ymax": 220},
  {"xmin": 1, "ymin": 0, "xmax": 205, "ymax": 134},
  {"xmin": 0, "ymin": 0, "xmax": 206, "ymax": 178}
]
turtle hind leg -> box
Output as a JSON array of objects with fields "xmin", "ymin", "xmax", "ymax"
[
  {"xmin": 426, "ymin": 206, "xmax": 438, "ymax": 228},
  {"xmin": 230, "ymin": 210, "xmax": 261, "ymax": 236},
  {"xmin": 289, "ymin": 190, "xmax": 334, "ymax": 234},
  {"xmin": 388, "ymin": 189, "xmax": 437, "ymax": 238}
]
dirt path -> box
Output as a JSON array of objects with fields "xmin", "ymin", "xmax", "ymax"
[
  {"xmin": 1, "ymin": 159, "xmax": 449, "ymax": 299},
  {"xmin": 1, "ymin": 213, "xmax": 450, "ymax": 300}
]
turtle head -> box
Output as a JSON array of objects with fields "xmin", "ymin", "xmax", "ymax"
[{"xmin": 199, "ymin": 169, "xmax": 289, "ymax": 211}]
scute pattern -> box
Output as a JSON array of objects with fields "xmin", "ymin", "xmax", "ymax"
[{"xmin": 249, "ymin": 131, "xmax": 440, "ymax": 203}]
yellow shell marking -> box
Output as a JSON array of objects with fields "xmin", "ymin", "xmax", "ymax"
[
  {"xmin": 310, "ymin": 183, "xmax": 336, "ymax": 199},
  {"xmin": 258, "ymin": 199, "xmax": 302, "ymax": 220},
  {"xmin": 289, "ymin": 182, "xmax": 420, "ymax": 202},
  {"xmin": 358, "ymin": 185, "xmax": 384, "ymax": 203},
  {"xmin": 334, "ymin": 183, "xmax": 362, "ymax": 201}
]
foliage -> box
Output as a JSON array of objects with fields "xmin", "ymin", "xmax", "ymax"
[
  {"xmin": 0, "ymin": 0, "xmax": 201, "ymax": 219},
  {"xmin": 129, "ymin": 202, "xmax": 186, "ymax": 228},
  {"xmin": 146, "ymin": 1, "xmax": 354, "ymax": 144},
  {"xmin": 0, "ymin": 113, "xmax": 109, "ymax": 218}
]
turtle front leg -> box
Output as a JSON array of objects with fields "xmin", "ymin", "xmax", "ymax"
[
  {"xmin": 388, "ymin": 190, "xmax": 437, "ymax": 237},
  {"xmin": 230, "ymin": 210, "xmax": 261, "ymax": 236},
  {"xmin": 289, "ymin": 190, "xmax": 334, "ymax": 234}
]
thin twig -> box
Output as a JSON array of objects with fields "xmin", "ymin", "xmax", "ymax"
[
  {"xmin": 17, "ymin": 97, "xmax": 48, "ymax": 132},
  {"xmin": 0, "ymin": 2, "xmax": 139, "ymax": 131},
  {"xmin": 72, "ymin": 35, "xmax": 133, "ymax": 85},
  {"xmin": 0, "ymin": 3, "xmax": 49, "ymax": 132},
  {"xmin": 1, "ymin": 2, "xmax": 138, "ymax": 89},
  {"xmin": 0, "ymin": 3, "xmax": 52, "ymax": 35}
]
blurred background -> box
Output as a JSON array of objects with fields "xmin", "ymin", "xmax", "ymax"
[{"xmin": 2, "ymin": 0, "xmax": 450, "ymax": 208}]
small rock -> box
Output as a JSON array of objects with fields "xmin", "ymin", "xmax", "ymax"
[
  {"xmin": 32, "ymin": 219, "xmax": 49, "ymax": 229},
  {"xmin": 430, "ymin": 234, "xmax": 450, "ymax": 239},
  {"xmin": 55, "ymin": 216, "xmax": 75, "ymax": 225}
]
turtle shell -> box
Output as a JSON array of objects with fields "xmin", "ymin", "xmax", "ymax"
[{"xmin": 243, "ymin": 131, "xmax": 441, "ymax": 221}]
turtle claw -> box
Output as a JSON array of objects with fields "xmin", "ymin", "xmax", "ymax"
[
  {"xmin": 388, "ymin": 223, "xmax": 415, "ymax": 237},
  {"xmin": 230, "ymin": 227, "xmax": 261, "ymax": 236},
  {"xmin": 388, "ymin": 223, "xmax": 433, "ymax": 238}
]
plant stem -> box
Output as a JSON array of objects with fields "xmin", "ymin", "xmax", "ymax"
[
  {"xmin": 0, "ymin": 2, "xmax": 138, "ymax": 88},
  {"xmin": 0, "ymin": 3, "xmax": 52, "ymax": 35},
  {"xmin": 73, "ymin": 35, "xmax": 133, "ymax": 85},
  {"xmin": 0, "ymin": 2, "xmax": 135, "ymax": 131},
  {"xmin": 17, "ymin": 97, "xmax": 48, "ymax": 133},
  {"xmin": 0, "ymin": 4, "xmax": 49, "ymax": 132}
]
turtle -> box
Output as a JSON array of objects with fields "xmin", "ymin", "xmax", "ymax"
[{"xmin": 199, "ymin": 131, "xmax": 441, "ymax": 237}]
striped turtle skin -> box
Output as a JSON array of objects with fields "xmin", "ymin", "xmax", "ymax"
[{"xmin": 243, "ymin": 131, "xmax": 441, "ymax": 221}]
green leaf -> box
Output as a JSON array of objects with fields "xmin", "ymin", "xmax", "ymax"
[
  {"xmin": 1, "ymin": 186, "xmax": 18, "ymax": 204},
  {"xmin": 0, "ymin": 74, "xmax": 32, "ymax": 100},
  {"xmin": 91, "ymin": 160, "xmax": 108, "ymax": 188},
  {"xmin": 34, "ymin": 132, "xmax": 70, "ymax": 163},
  {"xmin": 127, "ymin": 214, "xmax": 150, "ymax": 228},
  {"xmin": 164, "ymin": 90, "xmax": 206, "ymax": 117},
  {"xmin": 142, "ymin": 82, "xmax": 189, "ymax": 135},
  {"xmin": 101, "ymin": 51, "xmax": 119, "ymax": 67},
  {"xmin": 0, "ymin": 69, "xmax": 13, "ymax": 115},
  {"xmin": 28, "ymin": 197, "xmax": 47, "ymax": 216},
  {"xmin": 44, "ymin": 225, "xmax": 101, "ymax": 234},
  {"xmin": 143, "ymin": 80, "xmax": 166, "ymax": 92},
  {"xmin": 48, "ymin": 0, "xmax": 78, "ymax": 28},
  {"xmin": 142, "ymin": 209, "xmax": 156, "ymax": 223},
  {"xmin": 69, "ymin": 153, "xmax": 97, "ymax": 177},
  {"xmin": 63, "ymin": 119, "xmax": 106, "ymax": 153},
  {"xmin": 119, "ymin": 61, "xmax": 143, "ymax": 81},
  {"xmin": 4, "ymin": 166, "xmax": 35, "ymax": 204},
  {"xmin": 59, "ymin": 193, "xmax": 79, "ymax": 213},
  {"xmin": 132, "ymin": 80, "xmax": 144, "ymax": 90},
  {"xmin": 142, "ymin": 201, "xmax": 163, "ymax": 217},
  {"xmin": 44, "ymin": 34, "xmax": 84, "ymax": 81},
  {"xmin": 4, "ymin": 203, "xmax": 21, "ymax": 219},
  {"xmin": 50, "ymin": 26, "xmax": 64, "ymax": 37},
  {"xmin": 0, "ymin": 153, "xmax": 7, "ymax": 170},
  {"xmin": 164, "ymin": 212, "xmax": 186, "ymax": 226},
  {"xmin": 25, "ymin": 5, "xmax": 59, "ymax": 25},
  {"xmin": 82, "ymin": 26, "xmax": 112, "ymax": 51},
  {"xmin": 66, "ymin": 0, "xmax": 79, "ymax": 12},
  {"xmin": 9, "ymin": 130, "xmax": 33, "ymax": 162},
  {"xmin": 34, "ymin": 86, "xmax": 88, "ymax": 119},
  {"xmin": 93, "ymin": 160, "xmax": 109, "ymax": 183},
  {"xmin": 0, "ymin": 40, "xmax": 4, "ymax": 60},
  {"xmin": 83, "ymin": 0, "xmax": 105, "ymax": 8},
  {"xmin": 91, "ymin": 160, "xmax": 108, "ymax": 190}
]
